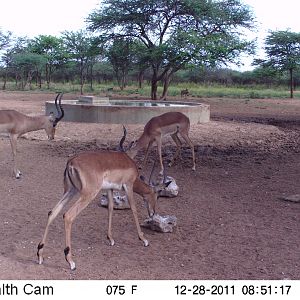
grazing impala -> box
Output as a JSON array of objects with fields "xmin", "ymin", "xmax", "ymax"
[
  {"xmin": 0, "ymin": 93, "xmax": 64, "ymax": 178},
  {"xmin": 37, "ymin": 151, "xmax": 169, "ymax": 270},
  {"xmin": 120, "ymin": 112, "xmax": 196, "ymax": 174}
]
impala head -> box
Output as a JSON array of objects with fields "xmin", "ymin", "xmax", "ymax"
[
  {"xmin": 119, "ymin": 125, "xmax": 148, "ymax": 157},
  {"xmin": 46, "ymin": 93, "xmax": 65, "ymax": 140},
  {"xmin": 141, "ymin": 190, "xmax": 156, "ymax": 218},
  {"xmin": 141, "ymin": 162, "xmax": 172, "ymax": 218},
  {"xmin": 141, "ymin": 180, "xmax": 172, "ymax": 218}
]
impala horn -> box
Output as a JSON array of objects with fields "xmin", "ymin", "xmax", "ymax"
[
  {"xmin": 119, "ymin": 125, "xmax": 127, "ymax": 152},
  {"xmin": 119, "ymin": 125, "xmax": 136, "ymax": 152},
  {"xmin": 53, "ymin": 93, "xmax": 64, "ymax": 127}
]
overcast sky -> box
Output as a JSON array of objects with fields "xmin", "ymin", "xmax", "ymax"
[{"xmin": 0, "ymin": 0, "xmax": 299, "ymax": 70}]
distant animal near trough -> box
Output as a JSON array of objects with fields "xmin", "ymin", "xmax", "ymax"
[{"xmin": 180, "ymin": 89, "xmax": 189, "ymax": 98}]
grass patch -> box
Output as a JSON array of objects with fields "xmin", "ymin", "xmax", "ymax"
[{"xmin": 1, "ymin": 81, "xmax": 299, "ymax": 99}]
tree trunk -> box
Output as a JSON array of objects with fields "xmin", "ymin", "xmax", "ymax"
[
  {"xmin": 151, "ymin": 79, "xmax": 158, "ymax": 100},
  {"xmin": 38, "ymin": 72, "xmax": 42, "ymax": 89},
  {"xmin": 151, "ymin": 66, "xmax": 159, "ymax": 100},
  {"xmin": 160, "ymin": 73, "xmax": 172, "ymax": 100},
  {"xmin": 46, "ymin": 64, "xmax": 50, "ymax": 89},
  {"xmin": 2, "ymin": 70, "xmax": 7, "ymax": 90},
  {"xmin": 138, "ymin": 70, "xmax": 144, "ymax": 89},
  {"xmin": 27, "ymin": 71, "xmax": 33, "ymax": 90},
  {"xmin": 90, "ymin": 64, "xmax": 94, "ymax": 91},
  {"xmin": 80, "ymin": 59, "xmax": 84, "ymax": 95},
  {"xmin": 289, "ymin": 68, "xmax": 294, "ymax": 99}
]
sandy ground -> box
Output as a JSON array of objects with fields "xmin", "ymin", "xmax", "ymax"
[{"xmin": 0, "ymin": 91, "xmax": 299, "ymax": 280}]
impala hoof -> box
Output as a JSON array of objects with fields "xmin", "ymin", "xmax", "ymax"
[
  {"xmin": 143, "ymin": 239, "xmax": 149, "ymax": 247},
  {"xmin": 38, "ymin": 256, "xmax": 43, "ymax": 265},
  {"xmin": 69, "ymin": 261, "xmax": 76, "ymax": 271},
  {"xmin": 110, "ymin": 239, "xmax": 115, "ymax": 246},
  {"xmin": 192, "ymin": 166, "xmax": 196, "ymax": 171},
  {"xmin": 15, "ymin": 171, "xmax": 22, "ymax": 179}
]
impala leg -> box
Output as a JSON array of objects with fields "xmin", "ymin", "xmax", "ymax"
[
  {"xmin": 37, "ymin": 188, "xmax": 77, "ymax": 265},
  {"xmin": 107, "ymin": 190, "xmax": 115, "ymax": 246},
  {"xmin": 141, "ymin": 140, "xmax": 154, "ymax": 169},
  {"xmin": 156, "ymin": 138, "xmax": 164, "ymax": 175},
  {"xmin": 169, "ymin": 133, "xmax": 182, "ymax": 167},
  {"xmin": 180, "ymin": 133, "xmax": 196, "ymax": 171},
  {"xmin": 9, "ymin": 134, "xmax": 21, "ymax": 178},
  {"xmin": 125, "ymin": 185, "xmax": 149, "ymax": 247},
  {"xmin": 63, "ymin": 192, "xmax": 97, "ymax": 271}
]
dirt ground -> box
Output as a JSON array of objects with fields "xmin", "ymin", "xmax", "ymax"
[{"xmin": 0, "ymin": 91, "xmax": 299, "ymax": 280}]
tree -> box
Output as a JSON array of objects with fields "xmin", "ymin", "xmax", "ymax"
[
  {"xmin": 62, "ymin": 30, "xmax": 102, "ymax": 94},
  {"xmin": 0, "ymin": 29, "xmax": 13, "ymax": 89},
  {"xmin": 255, "ymin": 30, "xmax": 300, "ymax": 98},
  {"xmin": 0, "ymin": 29, "xmax": 12, "ymax": 50},
  {"xmin": 29, "ymin": 35, "xmax": 63, "ymax": 88},
  {"xmin": 87, "ymin": 0, "xmax": 256, "ymax": 99},
  {"xmin": 107, "ymin": 38, "xmax": 135, "ymax": 90},
  {"xmin": 1, "ymin": 36, "xmax": 30, "ymax": 89},
  {"xmin": 12, "ymin": 52, "xmax": 47, "ymax": 90}
]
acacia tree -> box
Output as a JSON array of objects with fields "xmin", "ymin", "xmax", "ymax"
[
  {"xmin": 0, "ymin": 29, "xmax": 13, "ymax": 89},
  {"xmin": 255, "ymin": 30, "xmax": 300, "ymax": 98},
  {"xmin": 107, "ymin": 38, "xmax": 135, "ymax": 90},
  {"xmin": 2, "ymin": 37, "xmax": 30, "ymax": 89},
  {"xmin": 62, "ymin": 30, "xmax": 101, "ymax": 94},
  {"xmin": 29, "ymin": 35, "xmax": 63, "ymax": 88},
  {"xmin": 87, "ymin": 0, "xmax": 256, "ymax": 99},
  {"xmin": 12, "ymin": 52, "xmax": 46, "ymax": 90}
]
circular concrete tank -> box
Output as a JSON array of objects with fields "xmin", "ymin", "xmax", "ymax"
[{"xmin": 45, "ymin": 96, "xmax": 210, "ymax": 124}]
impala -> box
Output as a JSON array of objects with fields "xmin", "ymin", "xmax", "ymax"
[
  {"xmin": 180, "ymin": 89, "xmax": 189, "ymax": 98},
  {"xmin": 37, "ymin": 151, "xmax": 169, "ymax": 270},
  {"xmin": 0, "ymin": 93, "xmax": 64, "ymax": 178},
  {"xmin": 120, "ymin": 111, "xmax": 196, "ymax": 174}
]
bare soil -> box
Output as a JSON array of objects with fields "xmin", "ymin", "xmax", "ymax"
[{"xmin": 0, "ymin": 91, "xmax": 299, "ymax": 280}]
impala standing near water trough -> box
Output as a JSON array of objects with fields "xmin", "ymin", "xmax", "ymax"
[
  {"xmin": 120, "ymin": 112, "xmax": 196, "ymax": 174},
  {"xmin": 37, "ymin": 151, "xmax": 170, "ymax": 270},
  {"xmin": 0, "ymin": 93, "xmax": 64, "ymax": 178}
]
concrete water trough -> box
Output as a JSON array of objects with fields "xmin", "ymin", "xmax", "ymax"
[{"xmin": 45, "ymin": 96, "xmax": 210, "ymax": 124}]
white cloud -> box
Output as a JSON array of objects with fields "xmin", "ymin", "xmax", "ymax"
[
  {"xmin": 1, "ymin": 0, "xmax": 299, "ymax": 71},
  {"xmin": 0, "ymin": 0, "xmax": 100, "ymax": 37},
  {"xmin": 231, "ymin": 0, "xmax": 300, "ymax": 71}
]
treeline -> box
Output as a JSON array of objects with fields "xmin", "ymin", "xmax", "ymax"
[
  {"xmin": 0, "ymin": 0, "xmax": 256, "ymax": 99},
  {"xmin": 0, "ymin": 31, "xmax": 299, "ymax": 94},
  {"xmin": 1, "ymin": 0, "xmax": 300, "ymax": 98},
  {"xmin": 172, "ymin": 68, "xmax": 300, "ymax": 88}
]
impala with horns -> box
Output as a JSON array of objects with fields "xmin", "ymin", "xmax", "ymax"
[
  {"xmin": 0, "ymin": 93, "xmax": 64, "ymax": 178},
  {"xmin": 120, "ymin": 111, "xmax": 196, "ymax": 175},
  {"xmin": 37, "ymin": 151, "xmax": 170, "ymax": 270}
]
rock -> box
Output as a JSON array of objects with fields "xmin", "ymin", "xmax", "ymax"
[
  {"xmin": 142, "ymin": 214, "xmax": 177, "ymax": 233},
  {"xmin": 100, "ymin": 191, "xmax": 130, "ymax": 209},
  {"xmin": 157, "ymin": 176, "xmax": 179, "ymax": 198},
  {"xmin": 100, "ymin": 176, "xmax": 179, "ymax": 210},
  {"xmin": 279, "ymin": 194, "xmax": 300, "ymax": 203}
]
